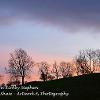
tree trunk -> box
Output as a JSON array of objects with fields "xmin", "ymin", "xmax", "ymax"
[{"xmin": 22, "ymin": 76, "xmax": 24, "ymax": 85}]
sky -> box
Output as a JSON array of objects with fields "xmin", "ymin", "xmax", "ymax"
[{"xmin": 0, "ymin": 0, "xmax": 100, "ymax": 82}]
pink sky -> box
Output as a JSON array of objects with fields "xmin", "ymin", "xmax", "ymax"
[
  {"xmin": 0, "ymin": 49, "xmax": 73, "ymax": 66},
  {"xmin": 1, "ymin": 0, "xmax": 100, "ymax": 84},
  {"xmin": 0, "ymin": 49, "xmax": 73, "ymax": 84}
]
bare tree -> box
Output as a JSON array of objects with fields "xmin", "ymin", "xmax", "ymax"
[
  {"xmin": 59, "ymin": 62, "xmax": 67, "ymax": 78},
  {"xmin": 8, "ymin": 48, "xmax": 34, "ymax": 85},
  {"xmin": 75, "ymin": 51, "xmax": 91, "ymax": 75},
  {"xmin": 7, "ymin": 79, "xmax": 20, "ymax": 86},
  {"xmin": 47, "ymin": 74, "xmax": 55, "ymax": 81},
  {"xmin": 52, "ymin": 61, "xmax": 60, "ymax": 79},
  {"xmin": 39, "ymin": 62, "xmax": 49, "ymax": 82},
  {"xmin": 85, "ymin": 49, "xmax": 95, "ymax": 73},
  {"xmin": 94, "ymin": 49, "xmax": 100, "ymax": 72},
  {"xmin": 60, "ymin": 62, "xmax": 73, "ymax": 78},
  {"xmin": 7, "ymin": 75, "xmax": 20, "ymax": 86}
]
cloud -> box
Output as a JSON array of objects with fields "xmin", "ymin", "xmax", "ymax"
[{"xmin": 0, "ymin": 0, "xmax": 100, "ymax": 33}]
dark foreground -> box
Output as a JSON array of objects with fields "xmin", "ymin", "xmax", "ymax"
[{"xmin": 0, "ymin": 73, "xmax": 100, "ymax": 100}]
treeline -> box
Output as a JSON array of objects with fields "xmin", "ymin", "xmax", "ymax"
[{"xmin": 1, "ymin": 48, "xmax": 100, "ymax": 86}]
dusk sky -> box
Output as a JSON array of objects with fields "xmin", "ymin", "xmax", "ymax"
[{"xmin": 0, "ymin": 0, "xmax": 100, "ymax": 82}]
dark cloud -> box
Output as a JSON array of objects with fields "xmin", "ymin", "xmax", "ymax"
[{"xmin": 0, "ymin": 0, "xmax": 100, "ymax": 32}]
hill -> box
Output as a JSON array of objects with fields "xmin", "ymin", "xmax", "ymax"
[
  {"xmin": 23, "ymin": 73, "xmax": 100, "ymax": 99},
  {"xmin": 0, "ymin": 73, "xmax": 100, "ymax": 100}
]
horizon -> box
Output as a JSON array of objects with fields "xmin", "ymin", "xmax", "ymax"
[{"xmin": 0, "ymin": 0, "xmax": 100, "ymax": 84}]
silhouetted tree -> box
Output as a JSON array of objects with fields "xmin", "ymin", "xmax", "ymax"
[
  {"xmin": 94, "ymin": 49, "xmax": 100, "ymax": 72},
  {"xmin": 75, "ymin": 51, "xmax": 91, "ymax": 75},
  {"xmin": 52, "ymin": 61, "xmax": 60, "ymax": 79},
  {"xmin": 7, "ymin": 80, "xmax": 20, "ymax": 86},
  {"xmin": 7, "ymin": 75, "xmax": 20, "ymax": 86},
  {"xmin": 39, "ymin": 62, "xmax": 49, "ymax": 82},
  {"xmin": 1, "ymin": 83, "xmax": 6, "ymax": 87},
  {"xmin": 60, "ymin": 62, "xmax": 73, "ymax": 78},
  {"xmin": 47, "ymin": 74, "xmax": 55, "ymax": 80},
  {"xmin": 8, "ymin": 48, "xmax": 34, "ymax": 85},
  {"xmin": 84, "ymin": 49, "xmax": 96, "ymax": 73}
]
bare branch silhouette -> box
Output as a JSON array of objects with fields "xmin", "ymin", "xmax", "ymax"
[
  {"xmin": 8, "ymin": 48, "xmax": 34, "ymax": 85},
  {"xmin": 39, "ymin": 62, "xmax": 50, "ymax": 82},
  {"xmin": 52, "ymin": 61, "xmax": 60, "ymax": 79},
  {"xmin": 60, "ymin": 62, "xmax": 73, "ymax": 78}
]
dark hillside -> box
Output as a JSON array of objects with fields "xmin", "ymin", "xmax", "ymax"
[
  {"xmin": 23, "ymin": 73, "xmax": 100, "ymax": 99},
  {"xmin": 1, "ymin": 73, "xmax": 100, "ymax": 100}
]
